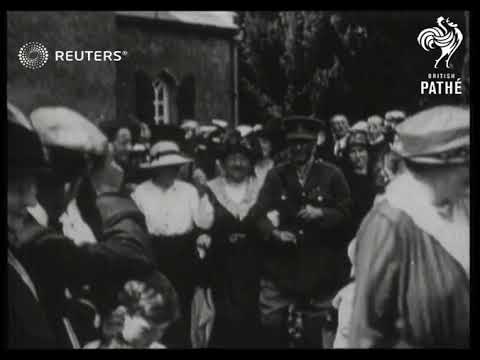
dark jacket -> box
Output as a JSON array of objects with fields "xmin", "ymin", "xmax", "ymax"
[
  {"xmin": 8, "ymin": 237, "xmax": 57, "ymax": 348},
  {"xmin": 256, "ymin": 160, "xmax": 352, "ymax": 301},
  {"xmin": 12, "ymin": 192, "xmax": 156, "ymax": 348}
]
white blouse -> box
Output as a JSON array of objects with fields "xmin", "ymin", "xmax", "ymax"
[{"xmin": 131, "ymin": 180, "xmax": 214, "ymax": 237}]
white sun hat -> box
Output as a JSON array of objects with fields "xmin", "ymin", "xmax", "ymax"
[
  {"xmin": 140, "ymin": 141, "xmax": 192, "ymax": 169},
  {"xmin": 212, "ymin": 118, "xmax": 228, "ymax": 129},
  {"xmin": 180, "ymin": 119, "xmax": 199, "ymax": 130},
  {"xmin": 236, "ymin": 124, "xmax": 253, "ymax": 138}
]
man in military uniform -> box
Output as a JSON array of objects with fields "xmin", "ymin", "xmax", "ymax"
[{"xmin": 255, "ymin": 116, "xmax": 352, "ymax": 348}]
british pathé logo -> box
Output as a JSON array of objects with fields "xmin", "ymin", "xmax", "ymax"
[
  {"xmin": 18, "ymin": 42, "xmax": 128, "ymax": 70},
  {"xmin": 18, "ymin": 42, "xmax": 49, "ymax": 70},
  {"xmin": 417, "ymin": 17, "xmax": 464, "ymax": 96},
  {"xmin": 417, "ymin": 16, "xmax": 463, "ymax": 70}
]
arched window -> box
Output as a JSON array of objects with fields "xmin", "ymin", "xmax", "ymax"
[{"xmin": 152, "ymin": 78, "xmax": 170, "ymax": 125}]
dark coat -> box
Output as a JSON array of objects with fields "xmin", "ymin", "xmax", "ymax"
[
  {"xmin": 8, "ymin": 238, "xmax": 57, "ymax": 348},
  {"xmin": 12, "ymin": 193, "xmax": 156, "ymax": 348},
  {"xmin": 342, "ymin": 168, "xmax": 377, "ymax": 240},
  {"xmin": 203, "ymin": 180, "xmax": 263, "ymax": 348},
  {"xmin": 256, "ymin": 160, "xmax": 352, "ymax": 301}
]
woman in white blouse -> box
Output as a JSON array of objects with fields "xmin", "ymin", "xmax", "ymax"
[{"xmin": 131, "ymin": 140, "xmax": 214, "ymax": 347}]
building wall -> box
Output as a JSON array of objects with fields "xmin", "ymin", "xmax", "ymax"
[
  {"xmin": 116, "ymin": 18, "xmax": 234, "ymax": 126},
  {"xmin": 7, "ymin": 11, "xmax": 116, "ymax": 124}
]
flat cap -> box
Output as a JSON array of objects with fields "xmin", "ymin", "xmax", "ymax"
[
  {"xmin": 392, "ymin": 106, "xmax": 469, "ymax": 164},
  {"xmin": 30, "ymin": 107, "xmax": 108, "ymax": 155}
]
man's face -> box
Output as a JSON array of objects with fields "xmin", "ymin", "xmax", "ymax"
[
  {"xmin": 113, "ymin": 128, "xmax": 132, "ymax": 168},
  {"xmin": 8, "ymin": 175, "xmax": 38, "ymax": 228},
  {"xmin": 289, "ymin": 140, "xmax": 314, "ymax": 166},
  {"xmin": 330, "ymin": 115, "xmax": 349, "ymax": 139}
]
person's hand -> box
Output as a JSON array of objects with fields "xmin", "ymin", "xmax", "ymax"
[
  {"xmin": 196, "ymin": 234, "xmax": 212, "ymax": 259},
  {"xmin": 89, "ymin": 144, "xmax": 125, "ymax": 196},
  {"xmin": 229, "ymin": 233, "xmax": 246, "ymax": 244},
  {"xmin": 297, "ymin": 204, "xmax": 323, "ymax": 221},
  {"xmin": 272, "ymin": 230, "xmax": 297, "ymax": 245}
]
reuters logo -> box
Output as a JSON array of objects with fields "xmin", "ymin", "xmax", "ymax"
[{"xmin": 18, "ymin": 42, "xmax": 49, "ymax": 70}]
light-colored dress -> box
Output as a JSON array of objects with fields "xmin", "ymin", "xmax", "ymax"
[{"xmin": 349, "ymin": 171, "xmax": 469, "ymax": 348}]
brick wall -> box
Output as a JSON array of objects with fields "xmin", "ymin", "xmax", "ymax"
[{"xmin": 7, "ymin": 11, "xmax": 116, "ymax": 124}]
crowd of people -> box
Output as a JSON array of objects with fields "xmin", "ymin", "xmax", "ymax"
[{"xmin": 8, "ymin": 100, "xmax": 470, "ymax": 348}]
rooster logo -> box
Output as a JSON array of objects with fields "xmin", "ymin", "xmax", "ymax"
[{"xmin": 417, "ymin": 16, "xmax": 463, "ymax": 69}]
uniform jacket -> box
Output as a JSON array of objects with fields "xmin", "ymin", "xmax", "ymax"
[{"xmin": 255, "ymin": 160, "xmax": 352, "ymax": 300}]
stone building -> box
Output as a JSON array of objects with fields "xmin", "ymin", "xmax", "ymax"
[
  {"xmin": 7, "ymin": 11, "xmax": 239, "ymax": 127},
  {"xmin": 115, "ymin": 11, "xmax": 239, "ymax": 128}
]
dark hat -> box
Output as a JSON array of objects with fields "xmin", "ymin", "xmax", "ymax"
[
  {"xmin": 150, "ymin": 124, "xmax": 186, "ymax": 148},
  {"xmin": 98, "ymin": 119, "xmax": 131, "ymax": 142},
  {"xmin": 283, "ymin": 115, "xmax": 326, "ymax": 142},
  {"xmin": 8, "ymin": 102, "xmax": 49, "ymax": 179},
  {"xmin": 219, "ymin": 131, "xmax": 256, "ymax": 163},
  {"xmin": 391, "ymin": 106, "xmax": 469, "ymax": 165}
]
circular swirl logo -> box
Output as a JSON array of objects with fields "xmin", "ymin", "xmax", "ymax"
[{"xmin": 18, "ymin": 42, "xmax": 49, "ymax": 70}]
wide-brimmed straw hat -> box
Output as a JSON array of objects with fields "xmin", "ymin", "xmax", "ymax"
[
  {"xmin": 391, "ymin": 105, "xmax": 469, "ymax": 165},
  {"xmin": 140, "ymin": 141, "xmax": 192, "ymax": 170}
]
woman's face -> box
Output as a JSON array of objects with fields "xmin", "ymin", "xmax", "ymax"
[
  {"xmin": 440, "ymin": 164, "xmax": 470, "ymax": 202},
  {"xmin": 224, "ymin": 153, "xmax": 251, "ymax": 183},
  {"xmin": 153, "ymin": 166, "xmax": 180, "ymax": 189},
  {"xmin": 348, "ymin": 145, "xmax": 369, "ymax": 173}
]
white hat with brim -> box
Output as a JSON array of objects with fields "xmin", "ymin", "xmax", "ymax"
[
  {"xmin": 139, "ymin": 141, "xmax": 192, "ymax": 170},
  {"xmin": 181, "ymin": 120, "xmax": 199, "ymax": 130},
  {"xmin": 30, "ymin": 107, "xmax": 108, "ymax": 156},
  {"xmin": 212, "ymin": 119, "xmax": 228, "ymax": 129},
  {"xmin": 198, "ymin": 125, "xmax": 218, "ymax": 135},
  {"xmin": 236, "ymin": 124, "xmax": 253, "ymax": 138}
]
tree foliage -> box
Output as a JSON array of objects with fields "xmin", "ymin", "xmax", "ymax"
[{"xmin": 237, "ymin": 11, "xmax": 468, "ymax": 124}]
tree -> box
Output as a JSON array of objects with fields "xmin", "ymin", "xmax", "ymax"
[
  {"xmin": 237, "ymin": 11, "xmax": 369, "ymax": 123},
  {"xmin": 237, "ymin": 11, "xmax": 468, "ymax": 124}
]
